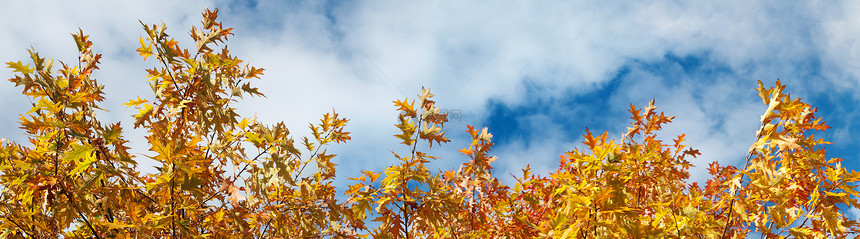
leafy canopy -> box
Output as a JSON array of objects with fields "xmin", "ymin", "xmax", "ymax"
[{"xmin": 1, "ymin": 8, "xmax": 859, "ymax": 239}]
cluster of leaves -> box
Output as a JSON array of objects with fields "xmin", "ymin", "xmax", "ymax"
[
  {"xmin": 2, "ymin": 8, "xmax": 859, "ymax": 238},
  {"xmin": 2, "ymin": 9, "xmax": 356, "ymax": 238}
]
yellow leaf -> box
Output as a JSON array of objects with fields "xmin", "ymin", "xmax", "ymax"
[
  {"xmin": 64, "ymin": 143, "xmax": 96, "ymax": 175},
  {"xmin": 137, "ymin": 37, "xmax": 154, "ymax": 60},
  {"xmin": 824, "ymin": 191, "xmax": 847, "ymax": 197},
  {"xmin": 6, "ymin": 61, "xmax": 34, "ymax": 74},
  {"xmin": 789, "ymin": 227, "xmax": 814, "ymax": 238},
  {"xmin": 393, "ymin": 99, "xmax": 417, "ymax": 118},
  {"xmin": 123, "ymin": 96, "xmax": 149, "ymax": 107},
  {"xmin": 821, "ymin": 206, "xmax": 847, "ymax": 235}
]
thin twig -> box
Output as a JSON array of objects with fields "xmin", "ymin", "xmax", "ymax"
[
  {"xmin": 721, "ymin": 122, "xmax": 767, "ymax": 239},
  {"xmin": 58, "ymin": 183, "xmax": 102, "ymax": 239},
  {"xmin": 5, "ymin": 217, "xmax": 36, "ymax": 238},
  {"xmin": 293, "ymin": 129, "xmax": 334, "ymax": 183}
]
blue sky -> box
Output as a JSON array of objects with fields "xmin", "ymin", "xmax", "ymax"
[{"xmin": 2, "ymin": 0, "xmax": 860, "ymax": 213}]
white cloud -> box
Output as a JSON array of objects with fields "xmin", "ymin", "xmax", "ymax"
[
  {"xmin": 822, "ymin": 1, "xmax": 860, "ymax": 90},
  {"xmin": 1, "ymin": 0, "xmax": 857, "ymax": 183}
]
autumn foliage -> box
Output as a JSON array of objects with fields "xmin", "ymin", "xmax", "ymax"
[{"xmin": 2, "ymin": 8, "xmax": 859, "ymax": 238}]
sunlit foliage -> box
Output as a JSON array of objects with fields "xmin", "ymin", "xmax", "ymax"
[{"xmin": 2, "ymin": 8, "xmax": 858, "ymax": 238}]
